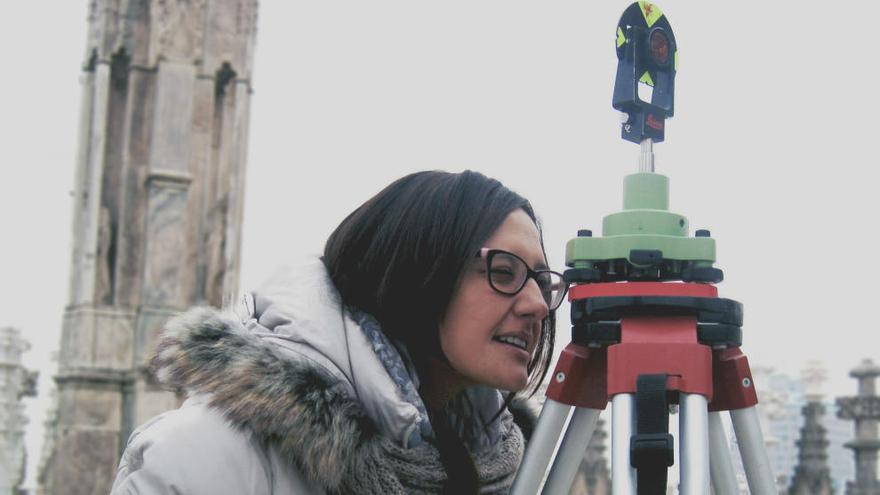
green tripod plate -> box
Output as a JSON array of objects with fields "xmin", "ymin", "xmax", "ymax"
[{"xmin": 566, "ymin": 173, "xmax": 718, "ymax": 282}]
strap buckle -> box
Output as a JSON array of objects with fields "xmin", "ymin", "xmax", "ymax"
[{"xmin": 630, "ymin": 432, "xmax": 674, "ymax": 468}]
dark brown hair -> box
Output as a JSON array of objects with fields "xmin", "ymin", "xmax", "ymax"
[{"xmin": 323, "ymin": 170, "xmax": 555, "ymax": 492}]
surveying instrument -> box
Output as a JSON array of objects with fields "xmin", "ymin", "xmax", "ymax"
[{"xmin": 511, "ymin": 3, "xmax": 776, "ymax": 494}]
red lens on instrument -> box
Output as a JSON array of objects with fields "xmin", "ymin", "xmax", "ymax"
[{"xmin": 648, "ymin": 28, "xmax": 669, "ymax": 66}]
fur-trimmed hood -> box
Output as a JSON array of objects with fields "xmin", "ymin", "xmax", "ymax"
[{"xmin": 138, "ymin": 258, "xmax": 539, "ymax": 494}]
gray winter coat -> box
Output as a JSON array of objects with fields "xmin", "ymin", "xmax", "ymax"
[{"xmin": 110, "ymin": 258, "xmax": 537, "ymax": 494}]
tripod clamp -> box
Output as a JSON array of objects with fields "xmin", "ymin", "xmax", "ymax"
[{"xmin": 569, "ymin": 287, "xmax": 743, "ymax": 348}]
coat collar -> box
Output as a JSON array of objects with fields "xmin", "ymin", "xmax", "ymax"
[
  {"xmin": 151, "ymin": 302, "xmax": 536, "ymax": 493},
  {"xmin": 154, "ymin": 258, "xmax": 528, "ymax": 451}
]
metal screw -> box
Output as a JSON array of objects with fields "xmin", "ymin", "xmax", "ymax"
[
  {"xmin": 742, "ymin": 377, "xmax": 752, "ymax": 388},
  {"xmin": 556, "ymin": 372, "xmax": 566, "ymax": 383}
]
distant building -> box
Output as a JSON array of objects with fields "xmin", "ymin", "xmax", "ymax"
[
  {"xmin": 836, "ymin": 359, "xmax": 880, "ymax": 495},
  {"xmin": 34, "ymin": 354, "xmax": 58, "ymax": 495},
  {"xmin": 727, "ymin": 365, "xmax": 851, "ymax": 494},
  {"xmin": 0, "ymin": 327, "xmax": 37, "ymax": 494},
  {"xmin": 569, "ymin": 418, "xmax": 611, "ymax": 495},
  {"xmin": 788, "ymin": 361, "xmax": 834, "ymax": 495},
  {"xmin": 37, "ymin": 2, "xmax": 259, "ymax": 494}
]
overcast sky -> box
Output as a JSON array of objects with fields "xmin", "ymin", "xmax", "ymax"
[{"xmin": 2, "ymin": 1, "xmax": 878, "ymax": 489}]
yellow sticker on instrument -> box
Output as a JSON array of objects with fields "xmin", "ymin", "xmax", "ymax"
[
  {"xmin": 617, "ymin": 27, "xmax": 626, "ymax": 48},
  {"xmin": 639, "ymin": 1, "xmax": 663, "ymax": 28},
  {"xmin": 640, "ymin": 71, "xmax": 655, "ymax": 87}
]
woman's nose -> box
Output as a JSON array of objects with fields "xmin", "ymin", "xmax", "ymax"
[{"xmin": 514, "ymin": 277, "xmax": 550, "ymax": 320}]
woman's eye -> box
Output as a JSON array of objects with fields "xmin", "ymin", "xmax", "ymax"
[{"xmin": 490, "ymin": 268, "xmax": 515, "ymax": 281}]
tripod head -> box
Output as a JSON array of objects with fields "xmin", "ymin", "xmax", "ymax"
[{"xmin": 564, "ymin": 2, "xmax": 722, "ymax": 287}]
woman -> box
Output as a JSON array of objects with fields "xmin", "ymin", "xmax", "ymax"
[{"xmin": 111, "ymin": 170, "xmax": 568, "ymax": 494}]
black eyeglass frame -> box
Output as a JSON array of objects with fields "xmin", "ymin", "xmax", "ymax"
[{"xmin": 477, "ymin": 247, "xmax": 569, "ymax": 311}]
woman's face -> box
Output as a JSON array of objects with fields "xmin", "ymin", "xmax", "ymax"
[{"xmin": 439, "ymin": 209, "xmax": 550, "ymax": 392}]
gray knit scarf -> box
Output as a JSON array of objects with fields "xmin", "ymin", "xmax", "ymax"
[
  {"xmin": 152, "ymin": 307, "xmax": 531, "ymax": 494},
  {"xmin": 367, "ymin": 416, "xmax": 524, "ymax": 494}
]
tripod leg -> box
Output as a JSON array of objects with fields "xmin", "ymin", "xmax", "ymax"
[
  {"xmin": 511, "ymin": 399, "xmax": 572, "ymax": 495},
  {"xmin": 708, "ymin": 412, "xmax": 738, "ymax": 495},
  {"xmin": 679, "ymin": 393, "xmax": 710, "ymax": 494},
  {"xmin": 730, "ymin": 407, "xmax": 776, "ymax": 495},
  {"xmin": 541, "ymin": 407, "xmax": 601, "ymax": 495},
  {"xmin": 611, "ymin": 394, "xmax": 636, "ymax": 495}
]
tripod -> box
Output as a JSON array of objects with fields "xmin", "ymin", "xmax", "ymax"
[
  {"xmin": 511, "ymin": 3, "xmax": 776, "ymax": 494},
  {"xmin": 510, "ymin": 276, "xmax": 776, "ymax": 494}
]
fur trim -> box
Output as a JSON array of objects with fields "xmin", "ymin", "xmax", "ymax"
[
  {"xmin": 151, "ymin": 306, "xmax": 532, "ymax": 494},
  {"xmin": 152, "ymin": 307, "xmax": 396, "ymax": 493}
]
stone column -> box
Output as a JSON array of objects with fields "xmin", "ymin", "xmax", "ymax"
[
  {"xmin": 837, "ymin": 359, "xmax": 880, "ymax": 495},
  {"xmin": 39, "ymin": 2, "xmax": 259, "ymax": 494}
]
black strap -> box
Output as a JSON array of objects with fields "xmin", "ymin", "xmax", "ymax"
[{"xmin": 630, "ymin": 374, "xmax": 674, "ymax": 495}]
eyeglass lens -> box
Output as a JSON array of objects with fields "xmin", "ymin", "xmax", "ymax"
[{"xmin": 489, "ymin": 251, "xmax": 565, "ymax": 309}]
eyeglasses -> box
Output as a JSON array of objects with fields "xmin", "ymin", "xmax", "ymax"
[{"xmin": 477, "ymin": 248, "xmax": 569, "ymax": 311}]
